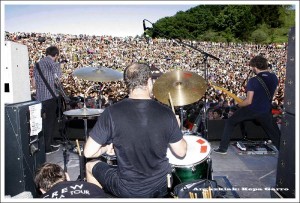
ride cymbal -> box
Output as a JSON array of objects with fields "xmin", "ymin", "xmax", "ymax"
[
  {"xmin": 153, "ymin": 70, "xmax": 207, "ymax": 106},
  {"xmin": 73, "ymin": 66, "xmax": 123, "ymax": 82}
]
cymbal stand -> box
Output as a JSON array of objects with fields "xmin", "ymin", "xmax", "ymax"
[
  {"xmin": 180, "ymin": 107, "xmax": 184, "ymax": 131},
  {"xmin": 97, "ymin": 82, "xmax": 104, "ymax": 109},
  {"xmin": 201, "ymin": 54, "xmax": 209, "ymax": 138},
  {"xmin": 77, "ymin": 85, "xmax": 101, "ymax": 181},
  {"xmin": 54, "ymin": 89, "xmax": 70, "ymax": 172}
]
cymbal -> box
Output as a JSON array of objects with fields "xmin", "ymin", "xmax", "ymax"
[
  {"xmin": 153, "ymin": 70, "xmax": 207, "ymax": 106},
  {"xmin": 73, "ymin": 66, "xmax": 123, "ymax": 82},
  {"xmin": 63, "ymin": 107, "xmax": 104, "ymax": 117}
]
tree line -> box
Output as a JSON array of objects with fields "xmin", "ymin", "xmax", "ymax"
[{"xmin": 147, "ymin": 5, "xmax": 295, "ymax": 43}]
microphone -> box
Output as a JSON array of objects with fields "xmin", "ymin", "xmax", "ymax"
[
  {"xmin": 143, "ymin": 19, "xmax": 147, "ymax": 31},
  {"xmin": 143, "ymin": 19, "xmax": 152, "ymax": 43}
]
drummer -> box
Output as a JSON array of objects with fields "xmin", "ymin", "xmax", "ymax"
[{"xmin": 84, "ymin": 62, "xmax": 187, "ymax": 198}]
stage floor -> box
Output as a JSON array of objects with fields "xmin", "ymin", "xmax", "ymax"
[{"xmin": 46, "ymin": 139, "xmax": 278, "ymax": 199}]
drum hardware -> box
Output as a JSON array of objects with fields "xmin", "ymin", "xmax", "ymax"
[
  {"xmin": 73, "ymin": 66, "xmax": 123, "ymax": 82},
  {"xmin": 63, "ymin": 107, "xmax": 103, "ymax": 181},
  {"xmin": 153, "ymin": 70, "xmax": 207, "ymax": 107},
  {"xmin": 73, "ymin": 66, "xmax": 123, "ymax": 108},
  {"xmin": 153, "ymin": 70, "xmax": 207, "ymax": 130},
  {"xmin": 144, "ymin": 20, "xmax": 218, "ymax": 139},
  {"xmin": 63, "ymin": 107, "xmax": 103, "ymax": 141}
]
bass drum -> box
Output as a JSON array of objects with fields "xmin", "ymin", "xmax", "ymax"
[{"xmin": 167, "ymin": 135, "xmax": 212, "ymax": 187}]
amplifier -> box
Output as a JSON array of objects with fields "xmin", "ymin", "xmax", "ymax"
[{"xmin": 5, "ymin": 101, "xmax": 45, "ymax": 197}]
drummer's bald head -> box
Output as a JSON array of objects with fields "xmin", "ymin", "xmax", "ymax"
[{"xmin": 124, "ymin": 63, "xmax": 152, "ymax": 92}]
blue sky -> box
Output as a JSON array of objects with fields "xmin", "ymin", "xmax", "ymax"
[
  {"xmin": 3, "ymin": 3, "xmax": 198, "ymax": 37},
  {"xmin": 3, "ymin": 1, "xmax": 298, "ymax": 37}
]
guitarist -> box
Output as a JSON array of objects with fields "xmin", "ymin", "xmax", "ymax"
[
  {"xmin": 33, "ymin": 46, "xmax": 62, "ymax": 154},
  {"xmin": 214, "ymin": 55, "xmax": 281, "ymax": 154}
]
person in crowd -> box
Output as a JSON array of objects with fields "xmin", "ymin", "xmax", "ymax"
[
  {"xmin": 212, "ymin": 108, "xmax": 223, "ymax": 120},
  {"xmin": 214, "ymin": 55, "xmax": 281, "ymax": 154},
  {"xmin": 227, "ymin": 106, "xmax": 238, "ymax": 118},
  {"xmin": 33, "ymin": 46, "xmax": 61, "ymax": 154},
  {"xmin": 207, "ymin": 108, "xmax": 214, "ymax": 120},
  {"xmin": 34, "ymin": 163, "xmax": 111, "ymax": 198},
  {"xmin": 84, "ymin": 62, "xmax": 187, "ymax": 198}
]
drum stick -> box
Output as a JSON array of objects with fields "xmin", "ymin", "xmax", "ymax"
[
  {"xmin": 76, "ymin": 139, "xmax": 81, "ymax": 156},
  {"xmin": 168, "ymin": 92, "xmax": 175, "ymax": 113},
  {"xmin": 167, "ymin": 174, "xmax": 171, "ymax": 188}
]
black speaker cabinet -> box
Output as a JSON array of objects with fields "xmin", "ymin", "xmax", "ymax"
[
  {"xmin": 272, "ymin": 113, "xmax": 295, "ymax": 198},
  {"xmin": 207, "ymin": 120, "xmax": 268, "ymax": 141},
  {"xmin": 271, "ymin": 27, "xmax": 296, "ymax": 199},
  {"xmin": 283, "ymin": 27, "xmax": 295, "ymax": 115},
  {"xmin": 5, "ymin": 101, "xmax": 46, "ymax": 197}
]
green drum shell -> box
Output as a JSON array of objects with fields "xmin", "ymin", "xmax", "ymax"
[{"xmin": 172, "ymin": 157, "xmax": 210, "ymax": 184}]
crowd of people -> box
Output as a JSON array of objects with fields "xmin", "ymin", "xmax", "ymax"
[
  {"xmin": 5, "ymin": 31, "xmax": 287, "ymax": 118},
  {"xmin": 5, "ymin": 31, "xmax": 289, "ymax": 198}
]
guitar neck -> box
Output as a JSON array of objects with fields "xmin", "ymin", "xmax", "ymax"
[{"xmin": 211, "ymin": 84, "xmax": 243, "ymax": 104}]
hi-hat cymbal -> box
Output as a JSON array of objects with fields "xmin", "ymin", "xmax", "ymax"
[
  {"xmin": 73, "ymin": 66, "xmax": 123, "ymax": 82},
  {"xmin": 153, "ymin": 70, "xmax": 207, "ymax": 106},
  {"xmin": 63, "ymin": 107, "xmax": 104, "ymax": 117}
]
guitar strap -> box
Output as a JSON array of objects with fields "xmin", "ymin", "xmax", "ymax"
[{"xmin": 255, "ymin": 75, "xmax": 272, "ymax": 101}]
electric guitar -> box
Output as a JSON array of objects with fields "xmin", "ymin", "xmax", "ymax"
[{"xmin": 210, "ymin": 83, "xmax": 243, "ymax": 104}]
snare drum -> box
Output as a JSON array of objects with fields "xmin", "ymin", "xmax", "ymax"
[{"xmin": 167, "ymin": 135, "xmax": 212, "ymax": 185}]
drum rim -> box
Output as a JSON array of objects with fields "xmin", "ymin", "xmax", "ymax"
[
  {"xmin": 168, "ymin": 135, "xmax": 212, "ymax": 167},
  {"xmin": 169, "ymin": 149, "xmax": 211, "ymax": 168}
]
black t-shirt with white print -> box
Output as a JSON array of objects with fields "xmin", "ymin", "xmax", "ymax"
[{"xmin": 41, "ymin": 181, "xmax": 112, "ymax": 198}]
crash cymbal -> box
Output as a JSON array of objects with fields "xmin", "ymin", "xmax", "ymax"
[
  {"xmin": 153, "ymin": 70, "xmax": 207, "ymax": 106},
  {"xmin": 73, "ymin": 66, "xmax": 123, "ymax": 82},
  {"xmin": 63, "ymin": 107, "xmax": 104, "ymax": 117}
]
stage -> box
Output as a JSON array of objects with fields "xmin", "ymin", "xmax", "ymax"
[{"xmin": 45, "ymin": 138, "xmax": 278, "ymax": 199}]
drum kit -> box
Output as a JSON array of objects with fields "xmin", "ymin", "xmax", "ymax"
[
  {"xmin": 61, "ymin": 66, "xmax": 123, "ymax": 180},
  {"xmin": 63, "ymin": 66, "xmax": 123, "ymax": 140},
  {"xmin": 63, "ymin": 66, "xmax": 213, "ymax": 186}
]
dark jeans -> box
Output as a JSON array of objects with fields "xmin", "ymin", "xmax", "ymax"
[
  {"xmin": 219, "ymin": 107, "xmax": 281, "ymax": 151},
  {"xmin": 93, "ymin": 162, "xmax": 169, "ymax": 198},
  {"xmin": 42, "ymin": 98, "xmax": 58, "ymax": 152}
]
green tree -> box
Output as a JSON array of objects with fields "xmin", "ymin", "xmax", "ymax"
[{"xmin": 148, "ymin": 5, "xmax": 294, "ymax": 43}]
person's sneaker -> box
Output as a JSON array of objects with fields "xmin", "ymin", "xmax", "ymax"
[
  {"xmin": 213, "ymin": 147, "xmax": 227, "ymax": 155},
  {"xmin": 46, "ymin": 146, "xmax": 60, "ymax": 155}
]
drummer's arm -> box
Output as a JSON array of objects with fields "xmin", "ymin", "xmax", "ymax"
[
  {"xmin": 84, "ymin": 136, "xmax": 109, "ymax": 158},
  {"xmin": 169, "ymin": 138, "xmax": 187, "ymax": 158}
]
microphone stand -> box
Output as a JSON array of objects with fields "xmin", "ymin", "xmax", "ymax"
[{"xmin": 144, "ymin": 19, "xmax": 220, "ymax": 138}]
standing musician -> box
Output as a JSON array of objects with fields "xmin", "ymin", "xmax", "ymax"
[
  {"xmin": 84, "ymin": 62, "xmax": 187, "ymax": 198},
  {"xmin": 33, "ymin": 46, "xmax": 61, "ymax": 154},
  {"xmin": 214, "ymin": 55, "xmax": 281, "ymax": 154}
]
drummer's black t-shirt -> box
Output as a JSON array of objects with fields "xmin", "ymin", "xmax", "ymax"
[
  {"xmin": 89, "ymin": 98, "xmax": 183, "ymax": 196},
  {"xmin": 40, "ymin": 181, "xmax": 111, "ymax": 198}
]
